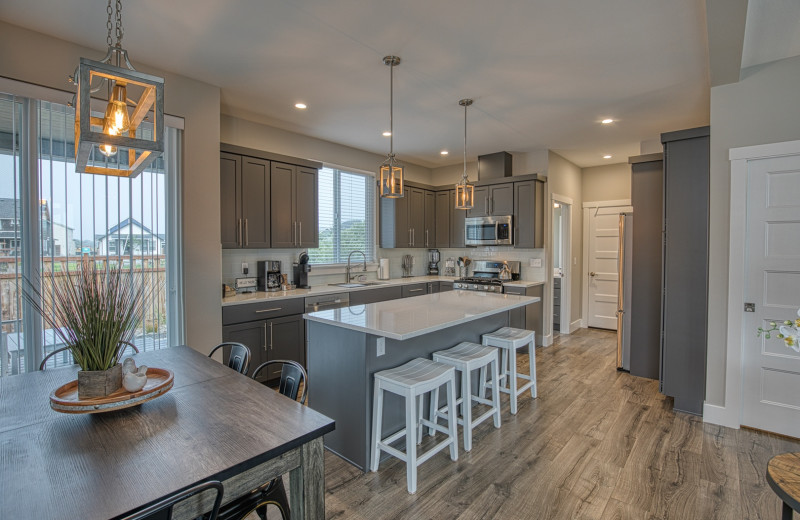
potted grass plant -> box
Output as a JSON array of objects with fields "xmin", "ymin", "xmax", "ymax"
[{"xmin": 24, "ymin": 261, "xmax": 146, "ymax": 399}]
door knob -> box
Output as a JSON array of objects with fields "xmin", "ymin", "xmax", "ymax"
[{"xmin": 590, "ymin": 272, "xmax": 596, "ymax": 276}]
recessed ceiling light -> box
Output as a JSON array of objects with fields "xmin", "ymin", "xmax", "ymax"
[
  {"xmin": 601, "ymin": 118, "xmax": 614, "ymax": 124},
  {"xmin": 295, "ymin": 103, "xmax": 307, "ymax": 109},
  {"xmin": 603, "ymin": 154, "xmax": 612, "ymax": 159},
  {"xmin": 382, "ymin": 131, "xmax": 392, "ymax": 137},
  {"xmin": 440, "ymin": 150, "xmax": 448, "ymax": 155}
]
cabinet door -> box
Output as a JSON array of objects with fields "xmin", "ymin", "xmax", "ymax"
[
  {"xmin": 349, "ymin": 286, "xmax": 403, "ymax": 305},
  {"xmin": 271, "ymin": 162, "xmax": 296, "ymax": 248},
  {"xmin": 222, "ymin": 320, "xmax": 266, "ymax": 376},
  {"xmin": 379, "ymin": 192, "xmax": 409, "ymax": 248},
  {"xmin": 450, "ymin": 190, "xmax": 466, "ymax": 248},
  {"xmin": 466, "ymin": 186, "xmax": 489, "ymax": 218},
  {"xmin": 490, "ymin": 183, "xmax": 514, "ymax": 215},
  {"xmin": 220, "ymin": 153, "xmax": 241, "ymax": 248},
  {"xmin": 395, "ymin": 189, "xmax": 411, "ymax": 247},
  {"xmin": 439, "ymin": 281, "xmax": 454, "ymax": 292},
  {"xmin": 266, "ymin": 314, "xmax": 306, "ymax": 380},
  {"xmin": 296, "ymin": 167, "xmax": 318, "ymax": 248},
  {"xmin": 402, "ymin": 283, "xmax": 427, "ymax": 298},
  {"xmin": 408, "ymin": 188, "xmax": 426, "ymax": 247},
  {"xmin": 514, "ymin": 180, "xmax": 543, "ymax": 248},
  {"xmin": 426, "ymin": 282, "xmax": 440, "ymax": 294},
  {"xmin": 435, "ymin": 191, "xmax": 451, "ymax": 248},
  {"xmin": 424, "ymin": 190, "xmax": 436, "ymax": 248},
  {"xmin": 240, "ymin": 157, "xmax": 270, "ymax": 248}
]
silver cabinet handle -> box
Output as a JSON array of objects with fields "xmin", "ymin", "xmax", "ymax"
[
  {"xmin": 262, "ymin": 322, "xmax": 267, "ymax": 351},
  {"xmin": 255, "ymin": 307, "xmax": 283, "ymax": 313},
  {"xmin": 409, "ymin": 288, "xmax": 423, "ymax": 292},
  {"xmin": 269, "ymin": 321, "xmax": 273, "ymax": 350},
  {"xmin": 237, "ymin": 219, "xmax": 243, "ymax": 247},
  {"xmin": 299, "ymin": 221, "xmax": 302, "ymax": 245},
  {"xmin": 293, "ymin": 221, "xmax": 297, "ymax": 246},
  {"xmin": 412, "ymin": 228, "xmax": 415, "ymax": 246},
  {"xmin": 244, "ymin": 218, "xmax": 249, "ymax": 246},
  {"xmin": 425, "ymin": 229, "xmax": 429, "ymax": 247},
  {"xmin": 486, "ymin": 197, "xmax": 490, "ymax": 215},
  {"xmin": 409, "ymin": 228, "xmax": 412, "ymax": 247}
]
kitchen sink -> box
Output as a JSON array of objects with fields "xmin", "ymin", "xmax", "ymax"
[{"xmin": 328, "ymin": 282, "xmax": 389, "ymax": 288}]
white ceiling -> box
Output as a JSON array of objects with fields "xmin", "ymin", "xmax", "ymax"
[{"xmin": 0, "ymin": 0, "xmax": 715, "ymax": 169}]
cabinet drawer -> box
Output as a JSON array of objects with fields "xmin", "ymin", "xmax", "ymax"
[
  {"xmin": 349, "ymin": 286, "xmax": 402, "ymax": 305},
  {"xmin": 439, "ymin": 281, "xmax": 454, "ymax": 292},
  {"xmin": 222, "ymin": 297, "xmax": 304, "ymax": 325},
  {"xmin": 553, "ymin": 278, "xmax": 561, "ymax": 289},
  {"xmin": 402, "ymin": 283, "xmax": 427, "ymax": 298},
  {"xmin": 503, "ymin": 286, "xmax": 526, "ymax": 296}
]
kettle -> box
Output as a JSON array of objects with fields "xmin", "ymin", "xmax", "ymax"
[{"xmin": 499, "ymin": 263, "xmax": 512, "ymax": 281}]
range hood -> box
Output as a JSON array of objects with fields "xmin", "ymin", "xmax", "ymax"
[{"xmin": 478, "ymin": 151, "xmax": 512, "ymax": 180}]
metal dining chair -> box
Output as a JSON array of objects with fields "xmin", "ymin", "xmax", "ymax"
[
  {"xmin": 218, "ymin": 360, "xmax": 308, "ymax": 520},
  {"xmin": 207, "ymin": 342, "xmax": 251, "ymax": 376},
  {"xmin": 120, "ymin": 480, "xmax": 224, "ymax": 520},
  {"xmin": 39, "ymin": 340, "xmax": 140, "ymax": 371}
]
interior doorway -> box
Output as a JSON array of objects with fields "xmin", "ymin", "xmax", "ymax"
[{"xmin": 551, "ymin": 194, "xmax": 572, "ymax": 335}]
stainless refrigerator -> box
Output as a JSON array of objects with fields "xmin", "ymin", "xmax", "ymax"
[{"xmin": 616, "ymin": 212, "xmax": 633, "ymax": 371}]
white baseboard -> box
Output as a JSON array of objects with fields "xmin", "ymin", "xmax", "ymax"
[
  {"xmin": 569, "ymin": 319, "xmax": 581, "ymax": 333},
  {"xmin": 580, "ymin": 318, "xmax": 587, "ymax": 328},
  {"xmin": 541, "ymin": 333, "xmax": 553, "ymax": 347},
  {"xmin": 702, "ymin": 403, "xmax": 740, "ymax": 429}
]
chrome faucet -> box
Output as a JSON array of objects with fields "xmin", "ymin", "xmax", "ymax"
[{"xmin": 346, "ymin": 250, "xmax": 367, "ymax": 282}]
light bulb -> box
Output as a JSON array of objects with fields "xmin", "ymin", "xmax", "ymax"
[
  {"xmin": 103, "ymin": 83, "xmax": 130, "ymax": 135},
  {"xmin": 99, "ymin": 125, "xmax": 119, "ymax": 157}
]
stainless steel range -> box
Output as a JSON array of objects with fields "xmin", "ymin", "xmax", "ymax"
[{"xmin": 453, "ymin": 260, "xmax": 520, "ymax": 293}]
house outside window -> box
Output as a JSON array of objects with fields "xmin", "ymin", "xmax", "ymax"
[{"xmin": 308, "ymin": 167, "xmax": 375, "ymax": 265}]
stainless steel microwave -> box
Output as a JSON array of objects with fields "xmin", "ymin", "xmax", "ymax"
[{"xmin": 465, "ymin": 215, "xmax": 513, "ymax": 246}]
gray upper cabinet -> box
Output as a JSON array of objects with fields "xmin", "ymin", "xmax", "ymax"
[
  {"xmin": 434, "ymin": 190, "xmax": 451, "ymax": 248},
  {"xmin": 408, "ymin": 188, "xmax": 425, "ymax": 247},
  {"xmin": 513, "ymin": 179, "xmax": 544, "ymax": 248},
  {"xmin": 296, "ymin": 166, "xmax": 319, "ymax": 248},
  {"xmin": 271, "ymin": 162, "xmax": 319, "ymax": 248},
  {"xmin": 450, "ymin": 190, "xmax": 466, "ymax": 248},
  {"xmin": 220, "ymin": 153, "xmax": 270, "ymax": 249},
  {"xmin": 270, "ymin": 162, "xmax": 295, "ymax": 248},
  {"xmin": 466, "ymin": 186, "xmax": 490, "ymax": 217},
  {"xmin": 240, "ymin": 157, "xmax": 270, "ymax": 248},
  {"xmin": 489, "ymin": 183, "xmax": 514, "ymax": 215},
  {"xmin": 220, "ymin": 153, "xmax": 241, "ymax": 248},
  {"xmin": 379, "ymin": 187, "xmax": 410, "ymax": 248},
  {"xmin": 424, "ymin": 190, "xmax": 436, "ymax": 248}
]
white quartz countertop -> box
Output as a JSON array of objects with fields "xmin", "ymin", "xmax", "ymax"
[
  {"xmin": 503, "ymin": 278, "xmax": 546, "ymax": 288},
  {"xmin": 304, "ymin": 290, "xmax": 540, "ymax": 341},
  {"xmin": 222, "ymin": 275, "xmax": 458, "ymax": 306}
]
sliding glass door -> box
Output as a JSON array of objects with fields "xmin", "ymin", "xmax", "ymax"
[{"xmin": 0, "ymin": 93, "xmax": 183, "ymax": 375}]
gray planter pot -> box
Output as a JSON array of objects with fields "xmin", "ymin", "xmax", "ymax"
[{"xmin": 77, "ymin": 363, "xmax": 122, "ymax": 399}]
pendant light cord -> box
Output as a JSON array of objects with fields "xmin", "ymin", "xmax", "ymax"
[
  {"xmin": 463, "ymin": 101, "xmax": 467, "ymax": 181},
  {"xmin": 389, "ymin": 61, "xmax": 394, "ymax": 156}
]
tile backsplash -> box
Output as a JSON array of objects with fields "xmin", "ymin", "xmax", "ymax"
[{"xmin": 222, "ymin": 247, "xmax": 546, "ymax": 287}]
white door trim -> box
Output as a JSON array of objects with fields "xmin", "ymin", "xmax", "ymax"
[
  {"xmin": 581, "ymin": 199, "xmax": 633, "ymax": 328},
  {"xmin": 552, "ymin": 194, "xmax": 573, "ymax": 336},
  {"xmin": 710, "ymin": 138, "xmax": 800, "ymax": 428}
]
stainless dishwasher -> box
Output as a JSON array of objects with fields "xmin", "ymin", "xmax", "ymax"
[{"xmin": 304, "ymin": 292, "xmax": 351, "ymax": 312}]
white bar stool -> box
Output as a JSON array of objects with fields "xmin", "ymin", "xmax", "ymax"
[
  {"xmin": 481, "ymin": 327, "xmax": 537, "ymax": 414},
  {"xmin": 370, "ymin": 358, "xmax": 459, "ymax": 494},
  {"xmin": 431, "ymin": 342, "xmax": 501, "ymax": 452}
]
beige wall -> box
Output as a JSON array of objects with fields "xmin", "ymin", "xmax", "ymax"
[
  {"xmin": 706, "ymin": 54, "xmax": 800, "ymax": 406},
  {"xmin": 546, "ymin": 151, "xmax": 583, "ymax": 330},
  {"xmin": 582, "ymin": 163, "xmax": 631, "ymax": 202},
  {"xmin": 0, "ymin": 21, "xmax": 223, "ymax": 352},
  {"xmin": 221, "ymin": 115, "xmax": 432, "ymax": 183}
]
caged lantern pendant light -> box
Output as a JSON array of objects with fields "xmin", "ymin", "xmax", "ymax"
[
  {"xmin": 455, "ymin": 99, "xmax": 475, "ymax": 210},
  {"xmin": 70, "ymin": 0, "xmax": 164, "ymax": 178},
  {"xmin": 379, "ymin": 56, "xmax": 404, "ymax": 198}
]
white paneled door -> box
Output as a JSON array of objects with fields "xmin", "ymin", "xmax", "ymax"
[
  {"xmin": 741, "ymin": 154, "xmax": 800, "ymax": 438},
  {"xmin": 587, "ymin": 207, "xmax": 629, "ymax": 329}
]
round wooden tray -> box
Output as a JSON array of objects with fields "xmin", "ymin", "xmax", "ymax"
[{"xmin": 49, "ymin": 368, "xmax": 174, "ymax": 414}]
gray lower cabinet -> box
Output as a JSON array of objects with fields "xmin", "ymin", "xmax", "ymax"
[
  {"xmin": 264, "ymin": 314, "xmax": 305, "ymax": 381},
  {"xmin": 426, "ymin": 281, "xmax": 440, "ymax": 294},
  {"xmin": 221, "ymin": 320, "xmax": 265, "ymax": 373},
  {"xmin": 401, "ymin": 283, "xmax": 427, "ymax": 298},
  {"xmin": 504, "ymin": 284, "xmax": 543, "ymax": 341},
  {"xmin": 349, "ymin": 286, "xmax": 402, "ymax": 305},
  {"xmin": 439, "ymin": 281, "xmax": 454, "ymax": 292}
]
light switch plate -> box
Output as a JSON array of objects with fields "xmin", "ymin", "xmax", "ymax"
[
  {"xmin": 242, "ymin": 262, "xmax": 249, "ymax": 274},
  {"xmin": 377, "ymin": 337, "xmax": 386, "ymax": 357},
  {"xmin": 531, "ymin": 258, "xmax": 542, "ymax": 267}
]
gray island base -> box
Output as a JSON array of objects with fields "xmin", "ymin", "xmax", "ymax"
[{"xmin": 305, "ymin": 291, "xmax": 538, "ymax": 471}]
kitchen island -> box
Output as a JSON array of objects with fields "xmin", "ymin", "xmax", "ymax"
[{"xmin": 304, "ymin": 290, "xmax": 539, "ymax": 470}]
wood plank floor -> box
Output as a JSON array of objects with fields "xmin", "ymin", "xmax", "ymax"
[{"xmin": 321, "ymin": 327, "xmax": 800, "ymax": 520}]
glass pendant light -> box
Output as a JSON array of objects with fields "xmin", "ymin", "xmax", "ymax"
[
  {"xmin": 455, "ymin": 99, "xmax": 475, "ymax": 210},
  {"xmin": 71, "ymin": 0, "xmax": 164, "ymax": 177},
  {"xmin": 379, "ymin": 56, "xmax": 404, "ymax": 198}
]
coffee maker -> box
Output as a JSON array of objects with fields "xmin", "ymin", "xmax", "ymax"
[
  {"xmin": 428, "ymin": 249, "xmax": 440, "ymax": 275},
  {"xmin": 293, "ymin": 252, "xmax": 311, "ymax": 289},
  {"xmin": 257, "ymin": 260, "xmax": 282, "ymax": 292}
]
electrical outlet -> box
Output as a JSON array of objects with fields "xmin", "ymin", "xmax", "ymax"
[
  {"xmin": 376, "ymin": 337, "xmax": 386, "ymax": 357},
  {"xmin": 531, "ymin": 258, "xmax": 542, "ymax": 268},
  {"xmin": 242, "ymin": 262, "xmax": 249, "ymax": 275}
]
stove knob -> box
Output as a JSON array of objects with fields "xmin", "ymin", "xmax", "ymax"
[
  {"xmin": 471, "ymin": 284, "xmax": 478, "ymax": 290},
  {"xmin": 481, "ymin": 285, "xmax": 488, "ymax": 291}
]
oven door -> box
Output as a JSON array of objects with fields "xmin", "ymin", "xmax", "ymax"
[{"xmin": 465, "ymin": 216, "xmax": 513, "ymax": 246}]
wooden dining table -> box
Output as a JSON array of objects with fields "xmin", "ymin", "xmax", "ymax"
[{"xmin": 0, "ymin": 345, "xmax": 335, "ymax": 519}]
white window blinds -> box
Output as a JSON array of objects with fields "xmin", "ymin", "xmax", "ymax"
[{"xmin": 308, "ymin": 167, "xmax": 375, "ymax": 265}]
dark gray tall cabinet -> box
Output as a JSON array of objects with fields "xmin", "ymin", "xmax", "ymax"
[
  {"xmin": 659, "ymin": 127, "xmax": 710, "ymax": 415},
  {"xmin": 629, "ymin": 153, "xmax": 664, "ymax": 381}
]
